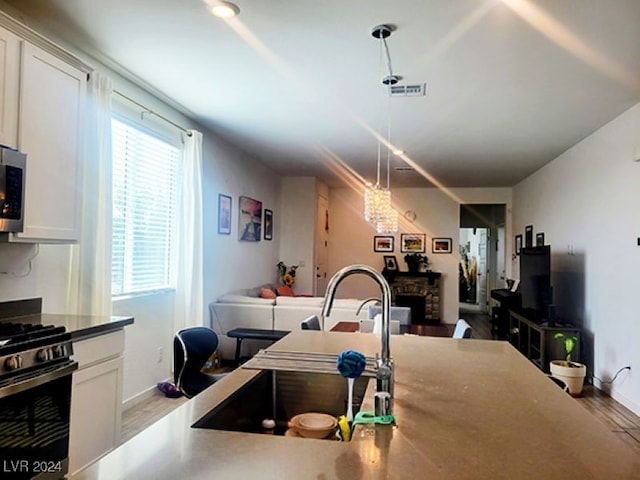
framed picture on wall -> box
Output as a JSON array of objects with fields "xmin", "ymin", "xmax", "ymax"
[
  {"xmin": 238, "ymin": 195, "xmax": 262, "ymax": 241},
  {"xmin": 525, "ymin": 225, "xmax": 533, "ymax": 248},
  {"xmin": 536, "ymin": 232, "xmax": 545, "ymax": 247},
  {"xmin": 374, "ymin": 236, "xmax": 394, "ymax": 252},
  {"xmin": 400, "ymin": 233, "xmax": 426, "ymax": 253},
  {"xmin": 383, "ymin": 255, "xmax": 398, "ymax": 271},
  {"xmin": 264, "ymin": 209, "xmax": 273, "ymax": 240},
  {"xmin": 217, "ymin": 194, "xmax": 232, "ymax": 235},
  {"xmin": 432, "ymin": 237, "xmax": 452, "ymax": 254},
  {"xmin": 515, "ymin": 234, "xmax": 523, "ymax": 255}
]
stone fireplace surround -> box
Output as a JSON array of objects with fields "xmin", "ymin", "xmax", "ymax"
[{"xmin": 383, "ymin": 271, "xmax": 442, "ymax": 324}]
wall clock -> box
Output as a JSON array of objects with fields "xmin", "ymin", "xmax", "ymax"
[{"xmin": 404, "ymin": 210, "xmax": 417, "ymax": 222}]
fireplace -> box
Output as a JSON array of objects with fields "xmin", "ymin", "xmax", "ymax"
[
  {"xmin": 384, "ymin": 272, "xmax": 442, "ymax": 324},
  {"xmin": 395, "ymin": 294, "xmax": 426, "ymax": 325}
]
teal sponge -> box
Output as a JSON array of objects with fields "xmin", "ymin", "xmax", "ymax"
[{"xmin": 336, "ymin": 350, "xmax": 366, "ymax": 379}]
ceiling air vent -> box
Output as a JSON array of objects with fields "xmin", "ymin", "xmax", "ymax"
[
  {"xmin": 389, "ymin": 83, "xmax": 426, "ymax": 97},
  {"xmin": 394, "ymin": 166, "xmax": 415, "ymax": 172}
]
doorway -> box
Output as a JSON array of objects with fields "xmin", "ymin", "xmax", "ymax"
[
  {"xmin": 459, "ymin": 228, "xmax": 488, "ymax": 312},
  {"xmin": 314, "ymin": 194, "xmax": 329, "ymax": 296},
  {"xmin": 458, "ymin": 204, "xmax": 506, "ymax": 316}
]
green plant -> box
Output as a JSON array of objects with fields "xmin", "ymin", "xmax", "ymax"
[
  {"xmin": 404, "ymin": 253, "xmax": 428, "ymax": 267},
  {"xmin": 277, "ymin": 261, "xmax": 298, "ymax": 286},
  {"xmin": 554, "ymin": 332, "xmax": 579, "ymax": 365}
]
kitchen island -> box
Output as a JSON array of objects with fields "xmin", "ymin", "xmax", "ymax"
[{"xmin": 74, "ymin": 331, "xmax": 640, "ymax": 479}]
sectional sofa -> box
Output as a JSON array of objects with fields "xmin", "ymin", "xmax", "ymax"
[{"xmin": 209, "ymin": 284, "xmax": 370, "ymax": 360}]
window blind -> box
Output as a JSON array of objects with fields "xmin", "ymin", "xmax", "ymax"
[{"xmin": 111, "ymin": 118, "xmax": 181, "ymax": 296}]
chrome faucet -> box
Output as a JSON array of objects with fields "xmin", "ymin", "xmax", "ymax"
[
  {"xmin": 322, "ymin": 264, "xmax": 394, "ymax": 416},
  {"xmin": 355, "ymin": 297, "xmax": 380, "ymax": 316}
]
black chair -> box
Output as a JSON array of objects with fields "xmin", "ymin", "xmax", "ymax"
[
  {"xmin": 174, "ymin": 326, "xmax": 222, "ymax": 398},
  {"xmin": 301, "ymin": 315, "xmax": 321, "ymax": 330}
]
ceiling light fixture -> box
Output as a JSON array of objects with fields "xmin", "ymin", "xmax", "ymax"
[
  {"xmin": 208, "ymin": 0, "xmax": 240, "ymax": 18},
  {"xmin": 364, "ymin": 24, "xmax": 398, "ymax": 234}
]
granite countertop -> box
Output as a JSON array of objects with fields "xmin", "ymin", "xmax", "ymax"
[
  {"xmin": 1, "ymin": 312, "xmax": 133, "ymax": 340},
  {"xmin": 0, "ymin": 298, "xmax": 133, "ymax": 339},
  {"xmin": 74, "ymin": 332, "xmax": 640, "ymax": 479}
]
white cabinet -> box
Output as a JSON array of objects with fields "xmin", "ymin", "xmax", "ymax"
[
  {"xmin": 69, "ymin": 330, "xmax": 125, "ymax": 476},
  {"xmin": 0, "ymin": 25, "xmax": 20, "ymax": 148},
  {"xmin": 0, "ymin": 19, "xmax": 89, "ymax": 243},
  {"xmin": 15, "ymin": 42, "xmax": 86, "ymax": 242}
]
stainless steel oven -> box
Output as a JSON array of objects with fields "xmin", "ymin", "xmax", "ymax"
[{"xmin": 0, "ymin": 323, "xmax": 77, "ymax": 479}]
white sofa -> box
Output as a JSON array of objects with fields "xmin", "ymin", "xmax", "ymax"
[{"xmin": 209, "ymin": 285, "xmax": 370, "ymax": 360}]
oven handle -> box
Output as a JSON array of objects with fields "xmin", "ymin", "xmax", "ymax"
[{"xmin": 0, "ymin": 360, "xmax": 78, "ymax": 399}]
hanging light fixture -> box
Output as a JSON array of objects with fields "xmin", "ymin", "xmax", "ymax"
[{"xmin": 364, "ymin": 24, "xmax": 399, "ymax": 234}]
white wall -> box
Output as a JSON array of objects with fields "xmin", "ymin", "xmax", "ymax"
[
  {"xmin": 278, "ymin": 177, "xmax": 317, "ymax": 294},
  {"xmin": 512, "ymin": 102, "xmax": 640, "ymax": 414},
  {"xmin": 328, "ymin": 187, "xmax": 512, "ymax": 324},
  {"xmin": 202, "ymin": 136, "xmax": 281, "ymax": 306},
  {"xmin": 0, "ymin": 244, "xmax": 72, "ymax": 313}
]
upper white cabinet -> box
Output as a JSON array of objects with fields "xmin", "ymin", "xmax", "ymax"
[
  {"xmin": 0, "ymin": 19, "xmax": 89, "ymax": 243},
  {"xmin": 0, "ymin": 25, "xmax": 20, "ymax": 148},
  {"xmin": 16, "ymin": 42, "xmax": 86, "ymax": 242}
]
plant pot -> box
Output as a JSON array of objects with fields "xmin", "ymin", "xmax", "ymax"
[
  {"xmin": 550, "ymin": 360, "xmax": 586, "ymax": 397},
  {"xmin": 407, "ymin": 262, "xmax": 420, "ymax": 274}
]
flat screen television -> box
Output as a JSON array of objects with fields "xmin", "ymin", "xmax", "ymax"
[{"xmin": 519, "ymin": 246, "xmax": 552, "ymax": 316}]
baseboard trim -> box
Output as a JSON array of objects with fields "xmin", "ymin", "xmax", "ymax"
[
  {"xmin": 594, "ymin": 379, "xmax": 640, "ymax": 417},
  {"xmin": 123, "ymin": 377, "xmax": 172, "ymax": 411}
]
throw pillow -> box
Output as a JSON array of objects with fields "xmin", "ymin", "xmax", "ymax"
[
  {"xmin": 276, "ymin": 285, "xmax": 295, "ymax": 297},
  {"xmin": 260, "ymin": 287, "xmax": 276, "ymax": 299}
]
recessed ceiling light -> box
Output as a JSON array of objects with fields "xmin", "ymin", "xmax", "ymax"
[
  {"xmin": 208, "ymin": 1, "xmax": 240, "ymax": 18},
  {"xmin": 392, "ymin": 149, "xmax": 404, "ymax": 156}
]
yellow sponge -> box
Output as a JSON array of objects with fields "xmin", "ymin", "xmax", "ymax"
[{"xmin": 337, "ymin": 415, "xmax": 351, "ymax": 442}]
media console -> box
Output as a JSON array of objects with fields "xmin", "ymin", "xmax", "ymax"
[{"xmin": 508, "ymin": 309, "xmax": 581, "ymax": 373}]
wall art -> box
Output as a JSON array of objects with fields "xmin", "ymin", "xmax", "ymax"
[
  {"xmin": 400, "ymin": 233, "xmax": 426, "ymax": 253},
  {"xmin": 432, "ymin": 237, "xmax": 452, "ymax": 254},
  {"xmin": 238, "ymin": 195, "xmax": 262, "ymax": 241},
  {"xmin": 264, "ymin": 209, "xmax": 273, "ymax": 240},
  {"xmin": 525, "ymin": 225, "xmax": 533, "ymax": 248},
  {"xmin": 374, "ymin": 236, "xmax": 394, "ymax": 252},
  {"xmin": 383, "ymin": 255, "xmax": 398, "ymax": 271},
  {"xmin": 217, "ymin": 193, "xmax": 232, "ymax": 235}
]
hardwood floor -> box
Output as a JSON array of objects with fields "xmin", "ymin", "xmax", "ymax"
[
  {"xmin": 121, "ymin": 393, "xmax": 188, "ymax": 444},
  {"xmin": 122, "ymin": 314, "xmax": 640, "ymax": 455}
]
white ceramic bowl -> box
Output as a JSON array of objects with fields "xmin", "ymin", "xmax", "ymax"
[{"xmin": 289, "ymin": 413, "xmax": 337, "ymax": 439}]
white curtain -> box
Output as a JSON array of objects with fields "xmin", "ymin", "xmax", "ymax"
[
  {"xmin": 67, "ymin": 72, "xmax": 113, "ymax": 316},
  {"xmin": 173, "ymin": 130, "xmax": 204, "ymax": 331}
]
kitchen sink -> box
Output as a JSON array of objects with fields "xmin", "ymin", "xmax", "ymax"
[{"xmin": 192, "ymin": 370, "xmax": 370, "ymax": 436}]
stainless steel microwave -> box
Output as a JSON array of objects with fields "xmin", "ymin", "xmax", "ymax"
[{"xmin": 0, "ymin": 146, "xmax": 26, "ymax": 233}]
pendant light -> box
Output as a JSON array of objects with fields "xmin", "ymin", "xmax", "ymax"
[{"xmin": 364, "ymin": 24, "xmax": 398, "ymax": 234}]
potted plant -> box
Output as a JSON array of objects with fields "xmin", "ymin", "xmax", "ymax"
[
  {"xmin": 404, "ymin": 253, "xmax": 428, "ymax": 273},
  {"xmin": 549, "ymin": 332, "xmax": 586, "ymax": 397}
]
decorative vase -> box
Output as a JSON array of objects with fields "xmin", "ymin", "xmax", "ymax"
[{"xmin": 550, "ymin": 360, "xmax": 586, "ymax": 397}]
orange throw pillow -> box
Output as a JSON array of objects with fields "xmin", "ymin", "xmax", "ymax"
[
  {"xmin": 260, "ymin": 288, "xmax": 276, "ymax": 299},
  {"xmin": 276, "ymin": 285, "xmax": 295, "ymax": 297}
]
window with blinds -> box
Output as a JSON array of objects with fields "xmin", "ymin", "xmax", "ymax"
[{"xmin": 111, "ymin": 117, "xmax": 181, "ymax": 296}]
